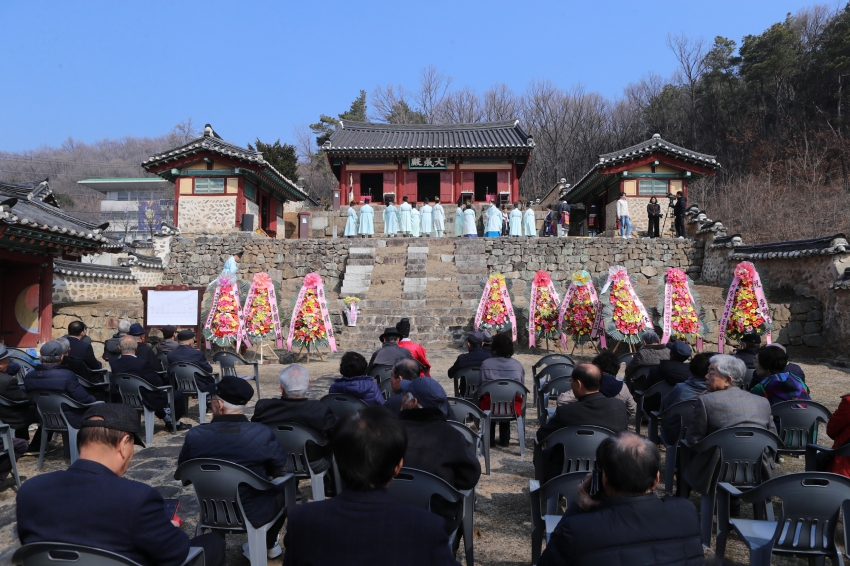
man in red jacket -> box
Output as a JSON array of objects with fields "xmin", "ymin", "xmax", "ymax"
[{"xmin": 396, "ymin": 318, "xmax": 430, "ymax": 377}]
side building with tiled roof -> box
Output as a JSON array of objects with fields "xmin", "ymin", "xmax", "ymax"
[
  {"xmin": 565, "ymin": 133, "xmax": 720, "ymax": 236},
  {"xmin": 322, "ymin": 120, "xmax": 534, "ymax": 205},
  {"xmin": 142, "ymin": 124, "xmax": 308, "ymax": 238}
]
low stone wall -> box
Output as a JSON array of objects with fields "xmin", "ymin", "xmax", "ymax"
[
  {"xmin": 53, "ymin": 274, "xmax": 139, "ymax": 304},
  {"xmin": 52, "ymin": 301, "xmax": 144, "ymax": 358}
]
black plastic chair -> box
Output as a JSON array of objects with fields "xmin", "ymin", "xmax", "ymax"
[
  {"xmin": 213, "ymin": 351, "xmax": 260, "ymax": 399},
  {"xmin": 447, "ymin": 397, "xmax": 491, "ymax": 474},
  {"xmin": 624, "ymin": 365, "xmax": 651, "ymax": 395},
  {"xmin": 75, "ymin": 372, "xmax": 111, "ymax": 402},
  {"xmin": 27, "ymin": 390, "xmax": 102, "ymax": 470},
  {"xmin": 743, "ymin": 368, "xmax": 756, "ymax": 390},
  {"xmin": 174, "ymin": 459, "xmax": 296, "ymax": 566},
  {"xmin": 452, "ymin": 367, "xmax": 480, "ymax": 399},
  {"xmin": 684, "ymin": 426, "xmax": 781, "ymax": 547},
  {"xmin": 114, "ymin": 373, "xmax": 177, "ymax": 444},
  {"xmin": 652, "ymin": 399, "xmax": 697, "ymax": 495},
  {"xmin": 770, "ymin": 400, "xmax": 831, "ymax": 455},
  {"xmin": 618, "ymin": 352, "xmax": 635, "ymax": 368},
  {"xmin": 805, "ymin": 442, "xmax": 850, "ymax": 472},
  {"xmin": 535, "ymin": 425, "xmax": 614, "ymax": 479},
  {"xmin": 156, "ymin": 352, "xmax": 170, "ymax": 372},
  {"xmin": 386, "ymin": 467, "xmax": 473, "ymax": 566},
  {"xmin": 368, "ymin": 364, "xmax": 394, "ymax": 382},
  {"xmin": 715, "ymin": 472, "xmax": 850, "ymax": 565},
  {"xmin": 445, "ymin": 421, "xmax": 479, "ymax": 566},
  {"xmin": 319, "ymin": 393, "xmax": 368, "ymax": 422},
  {"xmin": 531, "ymin": 355, "xmax": 575, "ymax": 394},
  {"xmin": 12, "ymin": 358, "xmax": 37, "ymax": 385},
  {"xmin": 377, "ymin": 378, "xmax": 394, "ymax": 401},
  {"xmin": 532, "ymin": 364, "xmax": 573, "ymax": 410},
  {"xmin": 169, "ymin": 362, "xmax": 217, "ymax": 424},
  {"xmin": 634, "ymin": 380, "xmax": 674, "ymax": 439},
  {"xmin": 536, "ymin": 375, "xmax": 572, "ymax": 426},
  {"xmin": 0, "ymin": 423, "xmax": 21, "ymax": 488},
  {"xmin": 475, "ymin": 380, "xmax": 529, "ymax": 456},
  {"xmin": 529, "ymin": 471, "xmax": 588, "ymax": 566},
  {"xmin": 12, "ymin": 542, "xmax": 204, "ymax": 566},
  {"xmin": 269, "ymin": 422, "xmax": 333, "ymax": 502}
]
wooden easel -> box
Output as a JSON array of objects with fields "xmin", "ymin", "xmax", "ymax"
[
  {"xmin": 296, "ymin": 341, "xmax": 325, "ymax": 363},
  {"xmin": 569, "ymin": 337, "xmax": 601, "ymax": 357}
]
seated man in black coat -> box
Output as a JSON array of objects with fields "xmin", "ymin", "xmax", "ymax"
[
  {"xmin": 534, "ymin": 364, "xmax": 629, "ymax": 483},
  {"xmin": 283, "ymin": 406, "xmax": 460, "ymax": 566},
  {"xmin": 17, "ymin": 403, "xmax": 224, "ymax": 566},
  {"xmin": 0, "ymin": 345, "xmax": 29, "ymax": 479},
  {"xmin": 447, "ymin": 331, "xmax": 491, "ymax": 396},
  {"xmin": 399, "ymin": 377, "xmax": 480, "ymax": 537},
  {"xmin": 110, "ymin": 335, "xmax": 190, "ymax": 431},
  {"xmin": 166, "ymin": 329, "xmax": 216, "ymax": 392},
  {"xmin": 252, "ymin": 364, "xmax": 337, "ymax": 471},
  {"xmin": 642, "ymin": 341, "xmax": 693, "ymax": 413},
  {"xmin": 178, "ymin": 376, "xmax": 289, "ymax": 560},
  {"xmin": 538, "ymin": 431, "xmax": 703, "ymax": 566},
  {"xmin": 67, "ymin": 320, "xmax": 102, "ymax": 371},
  {"xmin": 24, "ymin": 341, "xmax": 97, "ymax": 429}
]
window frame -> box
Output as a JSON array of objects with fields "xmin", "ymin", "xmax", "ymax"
[
  {"xmin": 193, "ymin": 177, "xmax": 226, "ymax": 195},
  {"xmin": 638, "ymin": 179, "xmax": 669, "ymax": 196}
]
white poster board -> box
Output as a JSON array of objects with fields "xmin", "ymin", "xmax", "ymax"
[{"xmin": 146, "ymin": 290, "xmax": 200, "ymax": 326}]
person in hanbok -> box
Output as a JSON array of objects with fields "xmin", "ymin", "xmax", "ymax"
[
  {"xmin": 455, "ymin": 200, "xmax": 465, "ymax": 237},
  {"xmin": 410, "ymin": 205, "xmax": 421, "ymax": 238},
  {"xmin": 432, "ymin": 198, "xmax": 445, "ymax": 237},
  {"xmin": 484, "ymin": 200, "xmax": 502, "ymax": 238},
  {"xmin": 398, "ymin": 196, "xmax": 412, "ymax": 236},
  {"xmin": 523, "ymin": 202, "xmax": 537, "ymax": 236},
  {"xmin": 222, "ymin": 251, "xmax": 242, "ymax": 276},
  {"xmin": 359, "ymin": 201, "xmax": 375, "ymax": 237},
  {"xmin": 384, "ymin": 202, "xmax": 399, "ymax": 237},
  {"xmin": 420, "ymin": 199, "xmax": 433, "ymax": 237},
  {"xmin": 501, "ymin": 205, "xmax": 510, "ymax": 236},
  {"xmin": 463, "ymin": 204, "xmax": 477, "ymax": 237},
  {"xmin": 344, "ymin": 201, "xmax": 358, "ymax": 237},
  {"xmin": 509, "ymin": 202, "xmax": 523, "ymax": 236}
]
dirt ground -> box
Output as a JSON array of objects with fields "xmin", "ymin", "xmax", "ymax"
[{"xmin": 1, "ymin": 346, "xmax": 848, "ymax": 565}]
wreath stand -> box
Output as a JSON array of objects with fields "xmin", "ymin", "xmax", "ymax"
[
  {"xmin": 607, "ymin": 339, "xmax": 637, "ymax": 355},
  {"xmin": 295, "ymin": 341, "xmax": 326, "ymax": 363},
  {"xmin": 531, "ymin": 335, "xmax": 564, "ymax": 355},
  {"xmin": 569, "ymin": 337, "xmax": 601, "ymax": 357},
  {"xmin": 256, "ymin": 341, "xmax": 277, "ymax": 365}
]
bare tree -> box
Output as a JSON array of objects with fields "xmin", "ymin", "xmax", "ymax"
[
  {"xmin": 439, "ymin": 87, "xmax": 483, "ymax": 124},
  {"xmin": 483, "ymin": 83, "xmax": 521, "ymax": 121},
  {"xmin": 415, "ymin": 65, "xmax": 453, "ymax": 124},
  {"xmin": 667, "ymin": 33, "xmax": 707, "ymax": 147}
]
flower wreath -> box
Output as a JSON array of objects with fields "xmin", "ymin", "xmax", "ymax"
[
  {"xmin": 202, "ymin": 274, "xmax": 245, "ymax": 349},
  {"xmin": 242, "ymin": 272, "xmax": 285, "ymax": 348},
  {"xmin": 559, "ymin": 270, "xmax": 600, "ymax": 346},
  {"xmin": 719, "ymin": 261, "xmax": 773, "ymax": 351},
  {"xmin": 599, "ymin": 266, "xmax": 653, "ymax": 345},
  {"xmin": 528, "ymin": 270, "xmax": 561, "ymax": 347},
  {"xmin": 474, "ymin": 273, "xmax": 517, "ymax": 341},
  {"xmin": 656, "ymin": 267, "xmax": 708, "ymax": 346},
  {"xmin": 286, "ymin": 273, "xmax": 338, "ymax": 352}
]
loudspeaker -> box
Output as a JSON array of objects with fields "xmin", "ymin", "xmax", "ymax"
[{"xmin": 241, "ymin": 214, "xmax": 254, "ymax": 232}]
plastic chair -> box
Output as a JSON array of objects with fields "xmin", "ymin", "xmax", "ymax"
[
  {"xmin": 387, "ymin": 467, "xmax": 473, "ymax": 566},
  {"xmin": 114, "ymin": 373, "xmax": 177, "ymax": 444},
  {"xmin": 376, "ymin": 378, "xmax": 394, "ymax": 401},
  {"xmin": 624, "ymin": 365, "xmax": 651, "ymax": 395},
  {"xmin": 27, "ymin": 390, "xmax": 102, "ymax": 471},
  {"xmin": 452, "ymin": 367, "xmax": 480, "ymax": 399},
  {"xmin": 156, "ymin": 352, "xmax": 170, "ymax": 372},
  {"xmin": 533, "ymin": 354, "xmax": 576, "ymax": 373},
  {"xmin": 715, "ymin": 472, "xmax": 850, "ymax": 565},
  {"xmin": 319, "ymin": 394, "xmax": 368, "ymax": 422},
  {"xmin": 269, "ymin": 422, "xmax": 332, "ymax": 502},
  {"xmin": 532, "ymin": 364, "xmax": 573, "ymax": 410},
  {"xmin": 684, "ymin": 426, "xmax": 781, "ymax": 547},
  {"xmin": 805, "ymin": 441, "xmax": 850, "ymax": 472},
  {"xmin": 770, "ymin": 400, "xmax": 831, "ymax": 455},
  {"xmin": 634, "ymin": 380, "xmax": 674, "ymax": 439},
  {"xmin": 174, "ymin": 459, "xmax": 296, "ymax": 566},
  {"xmin": 447, "ymin": 397, "xmax": 491, "ymax": 474},
  {"xmin": 12, "ymin": 358, "xmax": 37, "ymax": 385},
  {"xmin": 368, "ymin": 364, "xmax": 394, "ymax": 382},
  {"xmin": 445, "ymin": 420, "xmax": 479, "ymax": 566},
  {"xmin": 536, "ymin": 375, "xmax": 572, "ymax": 426},
  {"xmin": 213, "ymin": 351, "xmax": 260, "ymax": 399},
  {"xmin": 652, "ymin": 399, "xmax": 697, "ymax": 495},
  {"xmin": 12, "ymin": 542, "xmax": 205, "ymax": 566},
  {"xmin": 618, "ymin": 352, "xmax": 635, "ymax": 368},
  {"xmin": 0, "ymin": 423, "xmax": 21, "ymax": 488},
  {"xmin": 743, "ymin": 369, "xmax": 756, "ymax": 390},
  {"xmin": 475, "ymin": 380, "xmax": 529, "ymax": 456},
  {"xmin": 169, "ymin": 362, "xmax": 217, "ymax": 424},
  {"xmin": 529, "ymin": 471, "xmax": 587, "ymax": 566},
  {"xmin": 535, "ymin": 425, "xmax": 614, "ymax": 479}
]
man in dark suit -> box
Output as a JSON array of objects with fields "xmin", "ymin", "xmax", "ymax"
[
  {"xmin": 17, "ymin": 403, "xmax": 224, "ymax": 566},
  {"xmin": 447, "ymin": 331, "xmax": 491, "ymax": 379},
  {"xmin": 111, "ymin": 335, "xmax": 190, "ymax": 431},
  {"xmin": 66, "ymin": 320, "xmax": 102, "ymax": 371},
  {"xmin": 178, "ymin": 376, "xmax": 289, "ymax": 560},
  {"xmin": 538, "ymin": 432, "xmax": 703, "ymax": 566},
  {"xmin": 167, "ymin": 329, "xmax": 216, "ymax": 392},
  {"xmin": 24, "ymin": 341, "xmax": 97, "ymax": 429},
  {"xmin": 283, "ymin": 406, "xmax": 461, "ymax": 566},
  {"xmin": 127, "ymin": 323, "xmax": 158, "ymax": 369},
  {"xmin": 535, "ymin": 364, "xmax": 630, "ymax": 482}
]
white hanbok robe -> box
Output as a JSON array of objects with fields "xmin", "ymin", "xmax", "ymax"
[
  {"xmin": 358, "ymin": 204, "xmax": 374, "ymax": 235},
  {"xmin": 484, "ymin": 204, "xmax": 502, "ymax": 236},
  {"xmin": 523, "ymin": 208, "xmax": 537, "ymax": 236},
  {"xmin": 344, "ymin": 207, "xmax": 358, "ymax": 237},
  {"xmin": 432, "ymin": 203, "xmax": 445, "ymax": 235},
  {"xmin": 398, "ymin": 202, "xmax": 412, "ymax": 233},
  {"xmin": 463, "ymin": 208, "xmax": 477, "ymax": 236},
  {"xmin": 384, "ymin": 205, "xmax": 399, "ymax": 235},
  {"xmin": 455, "ymin": 206, "xmax": 465, "ymax": 236},
  {"xmin": 420, "ymin": 204, "xmax": 433, "ymax": 235},
  {"xmin": 509, "ymin": 208, "xmax": 523, "ymax": 236},
  {"xmin": 411, "ymin": 208, "xmax": 421, "ymax": 237}
]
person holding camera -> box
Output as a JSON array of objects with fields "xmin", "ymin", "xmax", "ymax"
[
  {"xmin": 537, "ymin": 431, "xmax": 703, "ymax": 566},
  {"xmin": 673, "ymin": 190, "xmax": 687, "ymax": 238},
  {"xmin": 646, "ymin": 197, "xmax": 661, "ymax": 238}
]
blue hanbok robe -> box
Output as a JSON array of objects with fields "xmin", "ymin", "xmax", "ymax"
[
  {"xmin": 509, "ymin": 208, "xmax": 523, "ymax": 236},
  {"xmin": 411, "ymin": 208, "xmax": 421, "ymax": 237},
  {"xmin": 398, "ymin": 202, "xmax": 412, "ymax": 233},
  {"xmin": 384, "ymin": 205, "xmax": 399, "ymax": 236},
  {"xmin": 455, "ymin": 206, "xmax": 465, "ymax": 236},
  {"xmin": 420, "ymin": 204, "xmax": 433, "ymax": 235},
  {"xmin": 344, "ymin": 207, "xmax": 358, "ymax": 237},
  {"xmin": 359, "ymin": 203, "xmax": 375, "ymax": 235},
  {"xmin": 484, "ymin": 204, "xmax": 502, "ymax": 237},
  {"xmin": 523, "ymin": 208, "xmax": 537, "ymax": 236}
]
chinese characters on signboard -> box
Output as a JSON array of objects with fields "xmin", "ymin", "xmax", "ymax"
[{"xmin": 408, "ymin": 157, "xmax": 448, "ymax": 170}]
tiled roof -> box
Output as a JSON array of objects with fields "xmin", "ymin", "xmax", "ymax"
[
  {"xmin": 54, "ymin": 259, "xmax": 135, "ymax": 280},
  {"xmin": 833, "ymin": 268, "xmax": 850, "ymax": 290},
  {"xmin": 709, "ymin": 234, "xmax": 743, "ymax": 249},
  {"xmin": 322, "ymin": 120, "xmax": 535, "ymax": 153},
  {"xmin": 730, "ymin": 234, "xmax": 848, "ymax": 261},
  {"xmin": 119, "ymin": 249, "xmax": 164, "ymax": 269}
]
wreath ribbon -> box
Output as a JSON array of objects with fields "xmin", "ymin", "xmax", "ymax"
[
  {"xmin": 287, "ymin": 274, "xmax": 337, "ymax": 353},
  {"xmin": 718, "ymin": 265, "xmax": 772, "ymax": 352},
  {"xmin": 203, "ymin": 280, "xmax": 243, "ymax": 350},
  {"xmin": 475, "ymin": 277, "xmax": 517, "ymax": 342},
  {"xmin": 559, "ymin": 282, "xmax": 599, "ymax": 349},
  {"xmin": 528, "ymin": 279, "xmax": 560, "ymax": 348},
  {"xmin": 242, "ymin": 274, "xmax": 284, "ymax": 349}
]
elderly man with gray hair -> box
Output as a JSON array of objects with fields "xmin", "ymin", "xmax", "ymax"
[
  {"xmin": 624, "ymin": 330, "xmax": 670, "ymax": 380},
  {"xmin": 680, "ymin": 354, "xmax": 778, "ymax": 494},
  {"xmin": 103, "ymin": 319, "xmax": 132, "ymax": 362}
]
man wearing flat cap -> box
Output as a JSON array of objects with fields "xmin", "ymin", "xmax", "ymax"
[
  {"xmin": 17, "ymin": 403, "xmax": 225, "ymax": 566},
  {"xmin": 178, "ymin": 376, "xmax": 289, "ymax": 560},
  {"xmin": 24, "ymin": 341, "xmax": 97, "ymax": 429},
  {"xmin": 366, "ymin": 327, "xmax": 413, "ymax": 375},
  {"xmin": 166, "ymin": 329, "xmax": 216, "ymax": 390}
]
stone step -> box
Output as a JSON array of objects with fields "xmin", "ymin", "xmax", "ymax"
[
  {"xmin": 345, "ymin": 265, "xmax": 373, "ymax": 275},
  {"xmin": 349, "ymin": 247, "xmax": 376, "ymax": 255},
  {"xmin": 346, "ymin": 258, "xmax": 375, "ymax": 266}
]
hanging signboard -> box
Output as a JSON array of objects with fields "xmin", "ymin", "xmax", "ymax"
[{"xmin": 408, "ymin": 157, "xmax": 448, "ymax": 170}]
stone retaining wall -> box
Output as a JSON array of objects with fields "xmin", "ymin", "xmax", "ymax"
[
  {"xmin": 53, "ymin": 274, "xmax": 139, "ymax": 304},
  {"xmin": 52, "ymin": 301, "xmax": 144, "ymax": 358}
]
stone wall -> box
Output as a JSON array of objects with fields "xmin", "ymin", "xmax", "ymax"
[
  {"xmin": 129, "ymin": 265, "xmax": 163, "ymax": 288},
  {"xmin": 52, "ymin": 300, "xmax": 144, "ymax": 358},
  {"xmin": 53, "ymin": 274, "xmax": 139, "ymax": 304},
  {"xmin": 178, "ymin": 196, "xmax": 236, "ymax": 234}
]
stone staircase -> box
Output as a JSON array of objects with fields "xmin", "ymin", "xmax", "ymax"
[
  {"xmin": 339, "ymin": 246, "xmax": 376, "ymax": 299},
  {"xmin": 402, "ymin": 245, "xmax": 428, "ymax": 308},
  {"xmin": 454, "ymin": 239, "xmax": 488, "ymax": 307}
]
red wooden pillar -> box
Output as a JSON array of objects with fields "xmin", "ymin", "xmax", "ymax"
[
  {"xmin": 453, "ymin": 161, "xmax": 461, "ymax": 204},
  {"xmin": 683, "ymin": 178, "xmax": 689, "ymax": 197},
  {"xmin": 340, "ymin": 163, "xmax": 348, "ymax": 203},
  {"xmin": 173, "ymin": 182, "xmax": 180, "ymax": 227},
  {"xmin": 511, "ymin": 161, "xmax": 519, "ymax": 202},
  {"xmin": 39, "ymin": 259, "xmax": 53, "ymax": 344},
  {"xmin": 396, "ymin": 162, "xmax": 404, "ymax": 203}
]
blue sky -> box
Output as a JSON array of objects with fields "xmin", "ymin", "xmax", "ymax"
[{"xmin": 0, "ymin": 0, "xmax": 821, "ymax": 152}]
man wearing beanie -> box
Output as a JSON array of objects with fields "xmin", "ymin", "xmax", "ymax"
[
  {"xmin": 177, "ymin": 376, "xmax": 289, "ymax": 560},
  {"xmin": 396, "ymin": 318, "xmax": 431, "ymax": 376}
]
